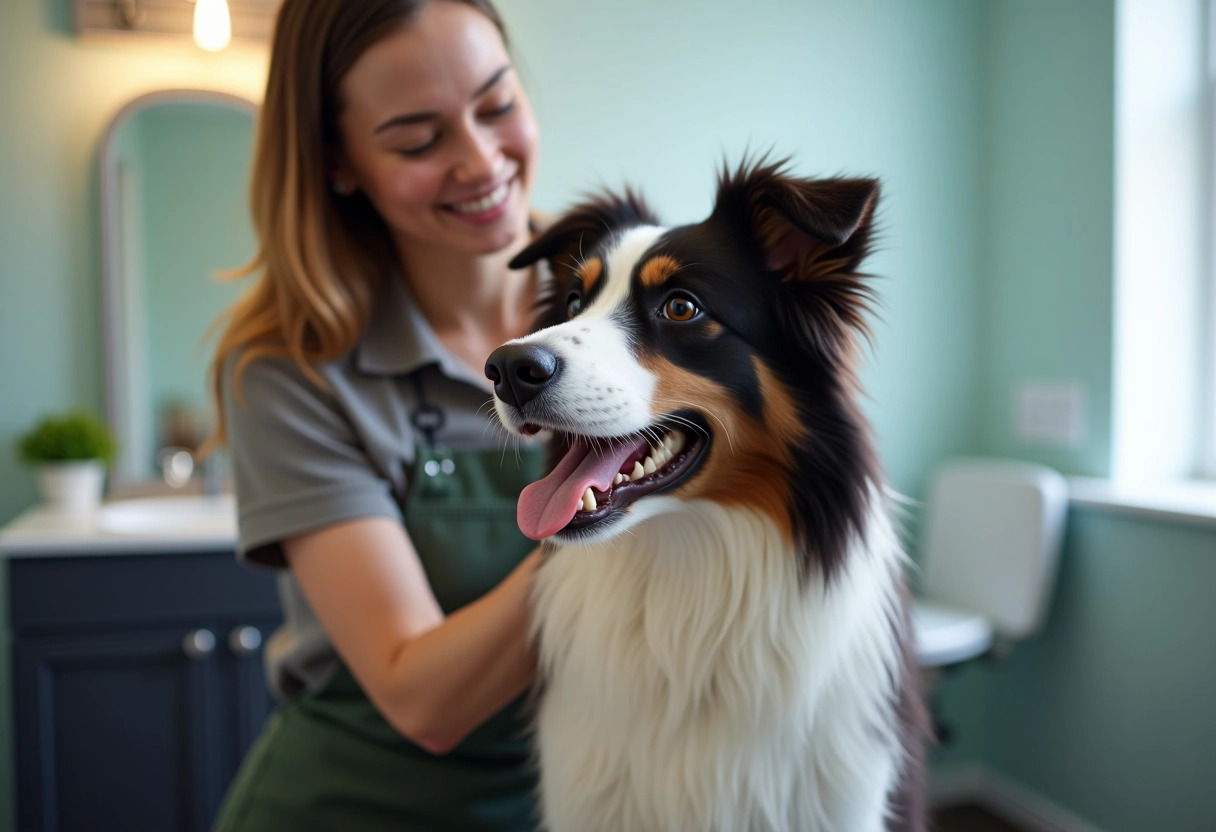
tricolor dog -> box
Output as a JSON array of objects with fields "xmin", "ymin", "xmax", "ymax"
[{"xmin": 486, "ymin": 160, "xmax": 928, "ymax": 832}]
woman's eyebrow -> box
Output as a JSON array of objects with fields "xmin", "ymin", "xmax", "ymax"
[
  {"xmin": 473, "ymin": 65, "xmax": 512, "ymax": 99},
  {"xmin": 374, "ymin": 65, "xmax": 513, "ymax": 134}
]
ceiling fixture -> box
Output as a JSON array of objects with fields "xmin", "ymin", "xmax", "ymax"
[{"xmin": 192, "ymin": 0, "xmax": 232, "ymax": 52}]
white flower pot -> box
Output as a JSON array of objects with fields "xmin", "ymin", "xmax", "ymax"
[{"xmin": 37, "ymin": 460, "xmax": 107, "ymax": 513}]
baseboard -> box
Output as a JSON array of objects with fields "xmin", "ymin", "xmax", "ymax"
[{"xmin": 931, "ymin": 765, "xmax": 1106, "ymax": 832}]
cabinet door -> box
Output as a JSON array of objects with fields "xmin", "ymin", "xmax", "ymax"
[
  {"xmin": 217, "ymin": 617, "xmax": 281, "ymax": 784},
  {"xmin": 14, "ymin": 627, "xmax": 221, "ymax": 832}
]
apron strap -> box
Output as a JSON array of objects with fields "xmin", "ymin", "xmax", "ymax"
[
  {"xmin": 409, "ymin": 372, "xmax": 457, "ymax": 488},
  {"xmin": 410, "ymin": 371, "xmax": 446, "ymax": 449}
]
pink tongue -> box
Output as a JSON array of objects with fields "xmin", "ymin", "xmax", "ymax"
[{"xmin": 518, "ymin": 437, "xmax": 648, "ymax": 540}]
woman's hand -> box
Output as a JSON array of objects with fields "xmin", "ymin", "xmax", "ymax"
[{"xmin": 284, "ymin": 517, "xmax": 540, "ymax": 754}]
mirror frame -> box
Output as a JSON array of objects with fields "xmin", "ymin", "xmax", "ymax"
[{"xmin": 99, "ymin": 89, "xmax": 257, "ymax": 495}]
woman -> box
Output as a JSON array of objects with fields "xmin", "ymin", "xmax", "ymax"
[{"xmin": 209, "ymin": 0, "xmax": 547, "ymax": 828}]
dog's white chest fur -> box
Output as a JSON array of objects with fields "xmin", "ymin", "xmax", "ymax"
[{"xmin": 531, "ymin": 499, "xmax": 907, "ymax": 832}]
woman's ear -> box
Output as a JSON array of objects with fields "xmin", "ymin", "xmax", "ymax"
[{"xmin": 327, "ymin": 150, "xmax": 360, "ymax": 197}]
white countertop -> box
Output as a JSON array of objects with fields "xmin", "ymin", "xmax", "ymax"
[{"xmin": 0, "ymin": 494, "xmax": 237, "ymax": 557}]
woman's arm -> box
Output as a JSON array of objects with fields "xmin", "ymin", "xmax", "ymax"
[{"xmin": 284, "ymin": 517, "xmax": 539, "ymax": 754}]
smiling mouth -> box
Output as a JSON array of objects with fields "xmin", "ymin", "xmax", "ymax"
[
  {"xmin": 447, "ymin": 178, "xmax": 513, "ymax": 215},
  {"xmin": 516, "ymin": 413, "xmax": 710, "ymax": 540}
]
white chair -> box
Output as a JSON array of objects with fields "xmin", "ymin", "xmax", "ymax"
[{"xmin": 912, "ymin": 458, "xmax": 1068, "ymax": 670}]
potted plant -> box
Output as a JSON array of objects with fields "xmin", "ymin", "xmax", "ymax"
[{"xmin": 16, "ymin": 411, "xmax": 117, "ymax": 513}]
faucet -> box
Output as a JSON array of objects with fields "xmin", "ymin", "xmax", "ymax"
[
  {"xmin": 199, "ymin": 452, "xmax": 223, "ymax": 497},
  {"xmin": 158, "ymin": 446, "xmax": 195, "ymax": 488},
  {"xmin": 157, "ymin": 445, "xmax": 226, "ymax": 496}
]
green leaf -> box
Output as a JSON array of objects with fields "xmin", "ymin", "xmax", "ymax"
[{"xmin": 16, "ymin": 412, "xmax": 118, "ymax": 464}]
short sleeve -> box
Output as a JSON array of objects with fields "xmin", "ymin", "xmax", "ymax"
[{"xmin": 223, "ymin": 353, "xmax": 403, "ymax": 568}]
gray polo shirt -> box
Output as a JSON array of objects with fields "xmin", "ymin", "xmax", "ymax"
[{"xmin": 223, "ymin": 272, "xmax": 543, "ymax": 699}]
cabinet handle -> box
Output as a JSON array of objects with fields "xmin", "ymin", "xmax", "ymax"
[
  {"xmin": 228, "ymin": 626, "xmax": 263, "ymax": 657},
  {"xmin": 182, "ymin": 629, "xmax": 216, "ymax": 660}
]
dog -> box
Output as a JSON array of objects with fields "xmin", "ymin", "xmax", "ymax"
[{"xmin": 485, "ymin": 159, "xmax": 929, "ymax": 832}]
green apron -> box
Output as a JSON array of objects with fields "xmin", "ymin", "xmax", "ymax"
[{"xmin": 213, "ymin": 392, "xmax": 546, "ymax": 832}]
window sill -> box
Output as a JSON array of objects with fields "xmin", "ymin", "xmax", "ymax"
[{"xmin": 1067, "ymin": 477, "xmax": 1216, "ymax": 531}]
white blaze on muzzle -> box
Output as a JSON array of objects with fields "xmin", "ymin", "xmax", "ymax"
[
  {"xmin": 494, "ymin": 225, "xmax": 668, "ymax": 437},
  {"xmin": 494, "ymin": 225, "xmax": 675, "ymax": 539}
]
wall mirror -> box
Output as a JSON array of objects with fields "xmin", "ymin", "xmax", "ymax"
[{"xmin": 100, "ymin": 89, "xmax": 257, "ymax": 494}]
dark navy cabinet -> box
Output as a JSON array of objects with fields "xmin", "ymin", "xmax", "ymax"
[{"xmin": 9, "ymin": 551, "xmax": 281, "ymax": 832}]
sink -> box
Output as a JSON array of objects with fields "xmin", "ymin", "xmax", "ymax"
[{"xmin": 97, "ymin": 494, "xmax": 236, "ymax": 537}]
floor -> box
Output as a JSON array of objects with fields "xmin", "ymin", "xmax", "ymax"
[{"xmin": 932, "ymin": 803, "xmax": 1031, "ymax": 832}]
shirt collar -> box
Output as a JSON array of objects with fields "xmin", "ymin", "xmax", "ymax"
[
  {"xmin": 356, "ymin": 253, "xmax": 553, "ymax": 389},
  {"xmin": 356, "ymin": 274, "xmax": 443, "ymax": 377},
  {"xmin": 355, "ymin": 275, "xmax": 495, "ymax": 391}
]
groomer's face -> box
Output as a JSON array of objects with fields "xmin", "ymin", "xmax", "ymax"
[{"xmin": 334, "ymin": 1, "xmax": 539, "ymax": 258}]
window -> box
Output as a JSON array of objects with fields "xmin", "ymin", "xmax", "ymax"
[
  {"xmin": 1202, "ymin": 0, "xmax": 1216, "ymax": 478},
  {"xmin": 1112, "ymin": 0, "xmax": 1210, "ymax": 484}
]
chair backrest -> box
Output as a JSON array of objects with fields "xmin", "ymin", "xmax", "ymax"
[{"xmin": 919, "ymin": 458, "xmax": 1068, "ymax": 640}]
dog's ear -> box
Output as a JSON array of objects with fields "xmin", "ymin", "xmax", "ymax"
[
  {"xmin": 712, "ymin": 158, "xmax": 879, "ymax": 283},
  {"xmin": 513, "ymin": 190, "xmax": 660, "ymax": 330},
  {"xmin": 509, "ymin": 189, "xmax": 660, "ymax": 274},
  {"xmin": 713, "ymin": 159, "xmax": 881, "ymax": 360}
]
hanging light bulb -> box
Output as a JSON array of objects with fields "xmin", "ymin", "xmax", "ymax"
[{"xmin": 193, "ymin": 0, "xmax": 231, "ymax": 52}]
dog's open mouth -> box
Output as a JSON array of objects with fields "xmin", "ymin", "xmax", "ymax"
[{"xmin": 517, "ymin": 413, "xmax": 709, "ymax": 540}]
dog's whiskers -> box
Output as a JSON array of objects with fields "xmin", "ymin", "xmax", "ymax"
[
  {"xmin": 639, "ymin": 425, "xmax": 665, "ymax": 452},
  {"xmin": 664, "ymin": 418, "xmax": 707, "ymax": 445},
  {"xmin": 660, "ymin": 400, "xmax": 732, "ymax": 452},
  {"xmin": 660, "ymin": 412, "xmax": 713, "ymax": 442}
]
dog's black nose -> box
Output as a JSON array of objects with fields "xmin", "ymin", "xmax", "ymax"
[{"xmin": 485, "ymin": 344, "xmax": 561, "ymax": 409}]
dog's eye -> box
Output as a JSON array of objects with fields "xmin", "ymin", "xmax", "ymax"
[
  {"xmin": 662, "ymin": 294, "xmax": 701, "ymax": 322},
  {"xmin": 566, "ymin": 293, "xmax": 583, "ymax": 320}
]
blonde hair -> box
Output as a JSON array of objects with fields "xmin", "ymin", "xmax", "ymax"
[{"xmin": 208, "ymin": 0, "xmax": 507, "ymax": 445}]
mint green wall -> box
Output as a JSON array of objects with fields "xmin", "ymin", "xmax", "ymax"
[{"xmin": 978, "ymin": 0, "xmax": 1116, "ymax": 477}]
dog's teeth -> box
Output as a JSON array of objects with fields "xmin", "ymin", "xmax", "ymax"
[
  {"xmin": 631, "ymin": 461, "xmax": 645, "ymax": 481},
  {"xmin": 643, "ymin": 456, "xmax": 657, "ymax": 475},
  {"xmin": 581, "ymin": 487, "xmax": 597, "ymax": 511},
  {"xmin": 613, "ymin": 472, "xmax": 625, "ymax": 486},
  {"xmin": 662, "ymin": 434, "xmax": 673, "ymax": 450},
  {"xmin": 669, "ymin": 432, "xmax": 686, "ymax": 455}
]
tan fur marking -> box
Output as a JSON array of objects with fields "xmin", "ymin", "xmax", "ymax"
[
  {"xmin": 753, "ymin": 358, "xmax": 807, "ymax": 452},
  {"xmin": 754, "ymin": 205, "xmax": 790, "ymax": 252},
  {"xmin": 639, "ymin": 254, "xmax": 682, "ymax": 288},
  {"xmin": 640, "ymin": 354, "xmax": 808, "ymax": 543},
  {"xmin": 578, "ymin": 257, "xmax": 603, "ymax": 293}
]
